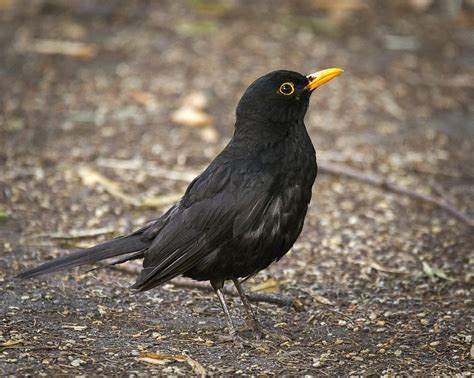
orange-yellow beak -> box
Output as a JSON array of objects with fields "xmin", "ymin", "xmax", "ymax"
[{"xmin": 304, "ymin": 68, "xmax": 344, "ymax": 91}]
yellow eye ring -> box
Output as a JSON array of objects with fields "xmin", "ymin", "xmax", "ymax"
[{"xmin": 279, "ymin": 82, "xmax": 295, "ymax": 96}]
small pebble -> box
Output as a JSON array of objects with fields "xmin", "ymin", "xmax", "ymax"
[{"xmin": 71, "ymin": 358, "xmax": 84, "ymax": 367}]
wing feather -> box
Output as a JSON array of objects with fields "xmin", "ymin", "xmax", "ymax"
[{"xmin": 131, "ymin": 162, "xmax": 274, "ymax": 291}]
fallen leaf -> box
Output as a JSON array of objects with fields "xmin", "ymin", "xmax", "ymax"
[
  {"xmin": 250, "ymin": 278, "xmax": 280, "ymax": 293},
  {"xmin": 184, "ymin": 92, "xmax": 209, "ymax": 110},
  {"xmin": 139, "ymin": 357, "xmax": 170, "ymax": 365},
  {"xmin": 200, "ymin": 126, "xmax": 219, "ymax": 144},
  {"xmin": 175, "ymin": 20, "xmax": 219, "ymax": 35},
  {"xmin": 26, "ymin": 39, "xmax": 97, "ymax": 59},
  {"xmin": 181, "ymin": 354, "xmax": 206, "ymax": 376},
  {"xmin": 422, "ymin": 261, "xmax": 455, "ymax": 281},
  {"xmin": 139, "ymin": 353, "xmax": 206, "ymax": 376},
  {"xmin": 0, "ymin": 339, "xmax": 23, "ymax": 348},
  {"xmin": 0, "ymin": 0, "xmax": 16, "ymax": 11},
  {"xmin": 78, "ymin": 166, "xmax": 140, "ymax": 206},
  {"xmin": 171, "ymin": 107, "xmax": 214, "ymax": 128},
  {"xmin": 313, "ymin": 294, "xmax": 334, "ymax": 306},
  {"xmin": 129, "ymin": 90, "xmax": 157, "ymax": 108},
  {"xmin": 369, "ymin": 260, "xmax": 407, "ymax": 274},
  {"xmin": 313, "ymin": 0, "xmax": 368, "ymax": 22}
]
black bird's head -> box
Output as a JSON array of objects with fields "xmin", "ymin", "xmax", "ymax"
[{"xmin": 236, "ymin": 68, "xmax": 343, "ymax": 134}]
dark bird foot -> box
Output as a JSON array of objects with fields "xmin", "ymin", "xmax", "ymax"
[{"xmin": 232, "ymin": 279, "xmax": 266, "ymax": 339}]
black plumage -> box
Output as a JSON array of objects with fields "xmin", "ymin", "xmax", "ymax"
[{"xmin": 17, "ymin": 68, "xmax": 343, "ymax": 336}]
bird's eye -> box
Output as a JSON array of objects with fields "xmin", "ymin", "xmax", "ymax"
[{"xmin": 279, "ymin": 82, "xmax": 295, "ymax": 96}]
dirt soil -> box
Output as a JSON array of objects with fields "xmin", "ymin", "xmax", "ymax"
[{"xmin": 1, "ymin": 0, "xmax": 473, "ymax": 375}]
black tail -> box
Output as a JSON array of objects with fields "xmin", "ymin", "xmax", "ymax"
[{"xmin": 17, "ymin": 234, "xmax": 147, "ymax": 279}]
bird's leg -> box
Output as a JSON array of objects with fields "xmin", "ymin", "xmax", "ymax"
[
  {"xmin": 232, "ymin": 279, "xmax": 265, "ymax": 338},
  {"xmin": 211, "ymin": 280, "xmax": 236, "ymax": 335}
]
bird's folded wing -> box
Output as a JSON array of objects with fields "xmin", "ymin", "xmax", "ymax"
[{"xmin": 131, "ymin": 163, "xmax": 273, "ymax": 291}]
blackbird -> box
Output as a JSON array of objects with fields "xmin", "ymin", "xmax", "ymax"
[{"xmin": 17, "ymin": 68, "xmax": 343, "ymax": 336}]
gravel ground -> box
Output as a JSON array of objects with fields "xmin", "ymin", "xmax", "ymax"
[{"xmin": 1, "ymin": 0, "xmax": 473, "ymax": 375}]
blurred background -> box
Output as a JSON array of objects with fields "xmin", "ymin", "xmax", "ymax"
[{"xmin": 0, "ymin": 0, "xmax": 473, "ymax": 375}]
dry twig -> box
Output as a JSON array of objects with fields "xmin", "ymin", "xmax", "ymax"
[
  {"xmin": 319, "ymin": 161, "xmax": 474, "ymax": 227},
  {"xmin": 77, "ymin": 166, "xmax": 182, "ymax": 208}
]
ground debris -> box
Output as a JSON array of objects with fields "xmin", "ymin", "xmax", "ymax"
[
  {"xmin": 139, "ymin": 352, "xmax": 206, "ymax": 376},
  {"xmin": 62, "ymin": 325, "xmax": 88, "ymax": 331},
  {"xmin": 250, "ymin": 278, "xmax": 280, "ymax": 293},
  {"xmin": 422, "ymin": 261, "xmax": 455, "ymax": 282},
  {"xmin": 313, "ymin": 294, "xmax": 335, "ymax": 306},
  {"xmin": 19, "ymin": 39, "xmax": 97, "ymax": 59},
  {"xmin": 77, "ymin": 166, "xmax": 181, "ymax": 209},
  {"xmin": 0, "ymin": 340, "xmax": 23, "ymax": 349},
  {"xmin": 31, "ymin": 227, "xmax": 116, "ymax": 240},
  {"xmin": 1, "ymin": 0, "xmax": 472, "ymax": 375}
]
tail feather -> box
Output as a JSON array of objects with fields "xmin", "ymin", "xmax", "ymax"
[
  {"xmin": 17, "ymin": 234, "xmax": 147, "ymax": 279},
  {"xmin": 85, "ymin": 250, "xmax": 146, "ymax": 274}
]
